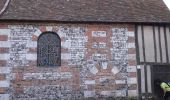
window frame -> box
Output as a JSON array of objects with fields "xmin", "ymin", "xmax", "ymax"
[{"xmin": 37, "ymin": 31, "xmax": 61, "ymax": 67}]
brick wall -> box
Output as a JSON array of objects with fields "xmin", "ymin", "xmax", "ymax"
[{"xmin": 0, "ymin": 23, "xmax": 137, "ymax": 100}]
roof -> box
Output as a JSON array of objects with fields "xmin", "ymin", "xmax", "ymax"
[
  {"xmin": 0, "ymin": 0, "xmax": 170, "ymax": 23},
  {"xmin": 0, "ymin": 0, "xmax": 6, "ymax": 13}
]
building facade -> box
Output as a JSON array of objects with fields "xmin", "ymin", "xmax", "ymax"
[{"xmin": 0, "ymin": 0, "xmax": 170, "ymax": 99}]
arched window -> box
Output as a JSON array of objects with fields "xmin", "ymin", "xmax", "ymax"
[{"xmin": 37, "ymin": 32, "xmax": 61, "ymax": 67}]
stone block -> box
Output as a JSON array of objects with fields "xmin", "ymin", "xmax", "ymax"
[
  {"xmin": 34, "ymin": 29, "xmax": 41, "ymax": 37},
  {"xmin": 115, "ymin": 80, "xmax": 126, "ymax": 84},
  {"xmin": 128, "ymin": 90, "xmax": 137, "ymax": 97},
  {"xmin": 26, "ymin": 54, "xmax": 37, "ymax": 60},
  {"xmin": 127, "ymin": 43, "xmax": 135, "ymax": 48},
  {"xmin": 127, "ymin": 78, "xmax": 137, "ymax": 84},
  {"xmin": 115, "ymin": 90, "xmax": 126, "ymax": 97},
  {"xmin": 26, "ymin": 42, "xmax": 37, "ymax": 48},
  {"xmin": 84, "ymin": 80, "xmax": 95, "ymax": 85},
  {"xmin": 46, "ymin": 26, "xmax": 53, "ymax": 31},
  {"xmin": 0, "ymin": 94, "xmax": 9, "ymax": 100},
  {"xmin": 127, "ymin": 31, "xmax": 135, "ymax": 37},
  {"xmin": 84, "ymin": 91, "xmax": 95, "ymax": 97},
  {"xmin": 0, "ymin": 41, "xmax": 10, "ymax": 48},
  {"xmin": 0, "ymin": 67, "xmax": 12, "ymax": 74},
  {"xmin": 92, "ymin": 31, "xmax": 106, "ymax": 37},
  {"xmin": 0, "ymin": 80, "xmax": 10, "ymax": 87},
  {"xmin": 0, "ymin": 29, "xmax": 10, "ymax": 35},
  {"xmin": 101, "ymin": 91, "xmax": 114, "ymax": 96},
  {"xmin": 127, "ymin": 66, "xmax": 137, "ymax": 72},
  {"xmin": 0, "ymin": 54, "xmax": 10, "ymax": 60},
  {"xmin": 101, "ymin": 62, "xmax": 108, "ymax": 69},
  {"xmin": 89, "ymin": 66, "xmax": 98, "ymax": 75}
]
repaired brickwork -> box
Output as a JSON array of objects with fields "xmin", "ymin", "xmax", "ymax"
[{"xmin": 0, "ymin": 23, "xmax": 137, "ymax": 100}]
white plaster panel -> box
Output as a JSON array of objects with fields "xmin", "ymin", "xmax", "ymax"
[
  {"xmin": 84, "ymin": 91, "xmax": 95, "ymax": 97},
  {"xmin": 84, "ymin": 80, "xmax": 95, "ymax": 85},
  {"xmin": 26, "ymin": 42, "xmax": 37, "ymax": 48},
  {"xmin": 128, "ymin": 90, "xmax": 138, "ymax": 97},
  {"xmin": 127, "ymin": 77, "xmax": 137, "ymax": 84},
  {"xmin": 0, "ymin": 80, "xmax": 10, "ymax": 87},
  {"xmin": 147, "ymin": 65, "xmax": 152, "ymax": 93},
  {"xmin": 0, "ymin": 67, "xmax": 12, "ymax": 74},
  {"xmin": 127, "ymin": 66, "xmax": 137, "ymax": 72},
  {"xmin": 26, "ymin": 54, "xmax": 37, "ymax": 60},
  {"xmin": 127, "ymin": 43, "xmax": 135, "ymax": 48},
  {"xmin": 0, "ymin": 41, "xmax": 10, "ymax": 47},
  {"xmin": 127, "ymin": 31, "xmax": 135, "ymax": 37},
  {"xmin": 0, "ymin": 29, "xmax": 10, "ymax": 35},
  {"xmin": 0, "ymin": 54, "xmax": 10, "ymax": 60},
  {"xmin": 0, "ymin": 94, "xmax": 10, "ymax": 100},
  {"xmin": 144, "ymin": 26, "xmax": 155, "ymax": 62}
]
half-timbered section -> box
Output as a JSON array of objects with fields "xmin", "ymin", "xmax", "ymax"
[{"xmin": 136, "ymin": 24, "xmax": 170, "ymax": 99}]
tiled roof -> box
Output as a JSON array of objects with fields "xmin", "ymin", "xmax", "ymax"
[{"xmin": 0, "ymin": 0, "xmax": 170, "ymax": 23}]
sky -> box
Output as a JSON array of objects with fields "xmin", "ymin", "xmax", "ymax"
[{"xmin": 163, "ymin": 0, "xmax": 170, "ymax": 9}]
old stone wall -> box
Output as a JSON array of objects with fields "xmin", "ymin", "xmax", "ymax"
[{"xmin": 0, "ymin": 23, "xmax": 137, "ymax": 100}]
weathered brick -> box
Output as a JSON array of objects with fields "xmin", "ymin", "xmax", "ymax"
[
  {"xmin": 0, "ymin": 60, "xmax": 7, "ymax": 66},
  {"xmin": 128, "ymin": 72, "xmax": 137, "ymax": 77},
  {"xmin": 128, "ymin": 48, "xmax": 136, "ymax": 54},
  {"xmin": 128, "ymin": 37, "xmax": 135, "ymax": 43},
  {"xmin": 128, "ymin": 84, "xmax": 137, "ymax": 90},
  {"xmin": 0, "ymin": 74, "xmax": 5, "ymax": 80},
  {"xmin": 0, "ymin": 48, "xmax": 9, "ymax": 53},
  {"xmin": 0, "ymin": 35, "xmax": 8, "ymax": 41},
  {"xmin": 128, "ymin": 60, "xmax": 136, "ymax": 66},
  {"xmin": 0, "ymin": 25, "xmax": 8, "ymax": 29},
  {"xmin": 28, "ymin": 48, "xmax": 37, "ymax": 53},
  {"xmin": 15, "ymin": 87, "xmax": 24, "ymax": 94},
  {"xmin": 0, "ymin": 88, "xmax": 6, "ymax": 93},
  {"xmin": 32, "ymin": 35, "xmax": 38, "ymax": 41}
]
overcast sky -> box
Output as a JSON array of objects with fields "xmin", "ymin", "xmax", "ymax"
[{"xmin": 163, "ymin": 0, "xmax": 170, "ymax": 9}]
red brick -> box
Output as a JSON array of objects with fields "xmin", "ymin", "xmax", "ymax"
[
  {"xmin": 15, "ymin": 87, "xmax": 24, "ymax": 94},
  {"xmin": 0, "ymin": 48, "xmax": 9, "ymax": 53},
  {"xmin": 128, "ymin": 60, "xmax": 136, "ymax": 66},
  {"xmin": 0, "ymin": 88, "xmax": 6, "ymax": 93},
  {"xmin": 29, "ymin": 48, "xmax": 37, "ymax": 53},
  {"xmin": 0, "ymin": 24, "xmax": 8, "ymax": 29},
  {"xmin": 0, "ymin": 35, "xmax": 8, "ymax": 41},
  {"xmin": 32, "ymin": 35, "xmax": 38, "ymax": 41},
  {"xmin": 0, "ymin": 74, "xmax": 6, "ymax": 80},
  {"xmin": 128, "ymin": 84, "xmax": 137, "ymax": 90},
  {"xmin": 128, "ymin": 48, "xmax": 136, "ymax": 54},
  {"xmin": 128, "ymin": 72, "xmax": 137, "ymax": 77},
  {"xmin": 15, "ymin": 73, "xmax": 23, "ymax": 80},
  {"xmin": 128, "ymin": 37, "xmax": 135, "ymax": 43},
  {"xmin": 0, "ymin": 60, "xmax": 7, "ymax": 66}
]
